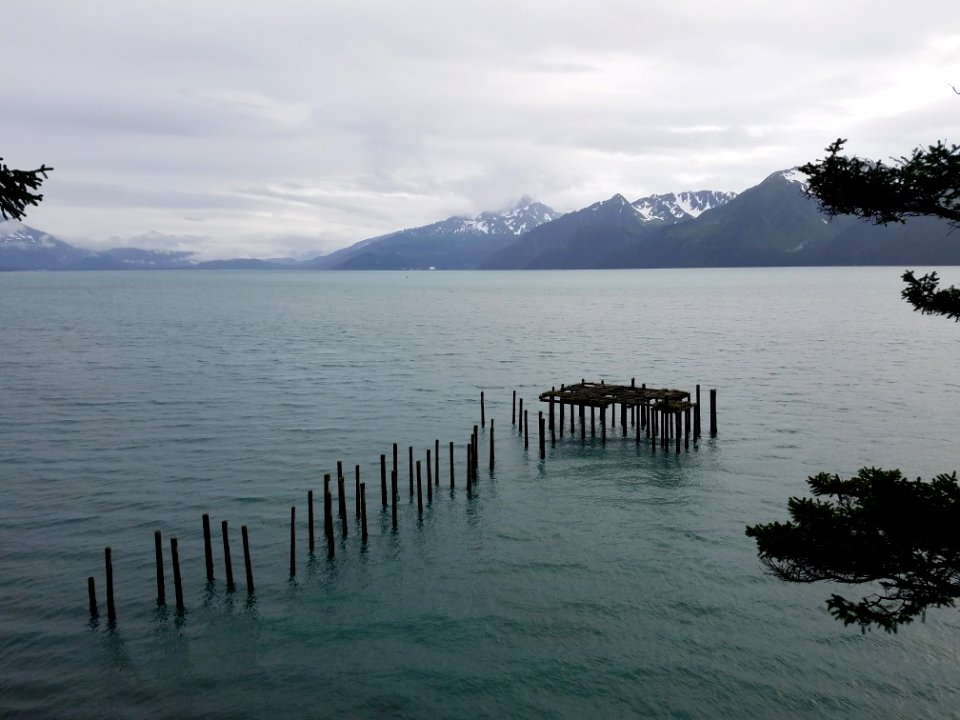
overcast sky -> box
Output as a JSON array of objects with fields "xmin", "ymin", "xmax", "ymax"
[{"xmin": 4, "ymin": 1, "xmax": 959, "ymax": 259}]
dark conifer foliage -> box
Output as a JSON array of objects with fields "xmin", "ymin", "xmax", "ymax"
[{"xmin": 0, "ymin": 158, "xmax": 53, "ymax": 221}]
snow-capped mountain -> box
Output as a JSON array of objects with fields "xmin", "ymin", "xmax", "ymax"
[
  {"xmin": 307, "ymin": 197, "xmax": 561, "ymax": 269},
  {"xmin": 631, "ymin": 190, "xmax": 737, "ymax": 223},
  {"xmin": 0, "ymin": 221, "xmax": 92, "ymax": 269}
]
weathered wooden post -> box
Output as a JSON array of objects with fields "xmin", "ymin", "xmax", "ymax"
[
  {"xmin": 710, "ymin": 389, "xmax": 717, "ymax": 435},
  {"xmin": 590, "ymin": 405, "xmax": 595, "ymax": 437},
  {"xmin": 355, "ymin": 465, "xmax": 361, "ymax": 520},
  {"xmin": 539, "ymin": 412, "xmax": 545, "ymax": 459},
  {"xmin": 426, "ymin": 457, "xmax": 433, "ymax": 503},
  {"xmin": 289, "ymin": 506, "xmax": 296, "ymax": 577},
  {"xmin": 202, "ymin": 513, "xmax": 214, "ymax": 583},
  {"xmin": 170, "ymin": 537, "xmax": 184, "ymax": 609},
  {"xmin": 481, "ymin": 391, "xmax": 485, "ymax": 427},
  {"xmin": 466, "ymin": 443, "xmax": 473, "ymax": 494},
  {"xmin": 489, "ymin": 418, "xmax": 495, "ymax": 471},
  {"xmin": 416, "ymin": 461, "xmax": 423, "ymax": 514},
  {"xmin": 559, "ymin": 387, "xmax": 565, "ymax": 438},
  {"xmin": 524, "ymin": 410, "xmax": 529, "ymax": 449},
  {"xmin": 325, "ymin": 489, "xmax": 335, "ymax": 559},
  {"xmin": 435, "ymin": 439, "xmax": 440, "ymax": 486},
  {"xmin": 338, "ymin": 476, "xmax": 348, "ymax": 538},
  {"xmin": 391, "ymin": 470, "xmax": 398, "ymax": 531},
  {"xmin": 392, "ymin": 444, "xmax": 398, "ymax": 483},
  {"xmin": 600, "ymin": 405, "xmax": 606, "ymax": 444},
  {"xmin": 360, "ymin": 482, "xmax": 368, "ymax": 543},
  {"xmin": 408, "ymin": 446, "xmax": 414, "ymax": 497},
  {"xmin": 308, "ymin": 490, "xmax": 315, "ymax": 553},
  {"xmin": 154, "ymin": 530, "xmax": 165, "ymax": 606},
  {"xmin": 549, "ymin": 388, "xmax": 555, "ymax": 432},
  {"xmin": 337, "ymin": 460, "xmax": 343, "ymax": 484},
  {"xmin": 380, "ymin": 455, "xmax": 387, "ymax": 507},
  {"xmin": 695, "ymin": 384, "xmax": 702, "ymax": 439},
  {"xmin": 473, "ymin": 425, "xmax": 479, "ymax": 475},
  {"xmin": 426, "ymin": 448, "xmax": 433, "ymax": 487},
  {"xmin": 621, "ymin": 402, "xmax": 627, "ymax": 434},
  {"xmin": 684, "ymin": 407, "xmax": 690, "ymax": 450},
  {"xmin": 518, "ymin": 398, "xmax": 524, "ymax": 434},
  {"xmin": 512, "ymin": 390, "xmax": 516, "ymax": 425},
  {"xmin": 241, "ymin": 525, "xmax": 254, "ymax": 594},
  {"xmin": 675, "ymin": 410, "xmax": 681, "ymax": 454},
  {"xmin": 88, "ymin": 577, "xmax": 98, "ymax": 619},
  {"xmin": 449, "ymin": 440, "xmax": 455, "ymax": 488},
  {"xmin": 221, "ymin": 520, "xmax": 234, "ymax": 591},
  {"xmin": 105, "ymin": 547, "xmax": 116, "ymax": 622},
  {"xmin": 324, "ymin": 473, "xmax": 332, "ymax": 538}
]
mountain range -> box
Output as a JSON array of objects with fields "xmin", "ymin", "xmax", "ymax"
[{"xmin": 3, "ymin": 170, "xmax": 958, "ymax": 271}]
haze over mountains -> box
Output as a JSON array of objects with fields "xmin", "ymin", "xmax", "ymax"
[{"xmin": 3, "ymin": 170, "xmax": 959, "ymax": 271}]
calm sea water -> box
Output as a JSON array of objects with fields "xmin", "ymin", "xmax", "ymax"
[{"xmin": 1, "ymin": 268, "xmax": 958, "ymax": 719}]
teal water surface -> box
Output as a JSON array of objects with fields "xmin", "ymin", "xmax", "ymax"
[{"xmin": 1, "ymin": 268, "xmax": 959, "ymax": 719}]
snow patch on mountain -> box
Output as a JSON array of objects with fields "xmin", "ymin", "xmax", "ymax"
[
  {"xmin": 779, "ymin": 167, "xmax": 809, "ymax": 192},
  {"xmin": 631, "ymin": 190, "xmax": 736, "ymax": 224}
]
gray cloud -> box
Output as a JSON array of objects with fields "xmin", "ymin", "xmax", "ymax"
[{"xmin": 5, "ymin": 1, "xmax": 960, "ymax": 258}]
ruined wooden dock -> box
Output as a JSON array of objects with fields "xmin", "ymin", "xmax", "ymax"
[{"xmin": 535, "ymin": 379, "xmax": 714, "ymax": 453}]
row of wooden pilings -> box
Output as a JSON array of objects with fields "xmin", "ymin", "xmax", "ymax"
[
  {"xmin": 87, "ymin": 408, "xmax": 498, "ymax": 623},
  {"xmin": 87, "ymin": 383, "xmax": 715, "ymax": 622}
]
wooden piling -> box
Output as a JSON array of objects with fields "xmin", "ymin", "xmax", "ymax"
[
  {"xmin": 88, "ymin": 577, "xmax": 98, "ymax": 619},
  {"xmin": 391, "ymin": 470, "xmax": 398, "ymax": 531},
  {"xmin": 695, "ymin": 384, "xmax": 702, "ymax": 439},
  {"xmin": 308, "ymin": 490, "xmax": 315, "ymax": 553},
  {"xmin": 417, "ymin": 461, "xmax": 423, "ymax": 514},
  {"xmin": 337, "ymin": 475, "xmax": 347, "ymax": 524},
  {"xmin": 481, "ymin": 391, "xmax": 485, "ymax": 427},
  {"xmin": 338, "ymin": 476, "xmax": 348, "ymax": 538},
  {"xmin": 324, "ymin": 473, "xmax": 332, "ymax": 538},
  {"xmin": 489, "ymin": 419, "xmax": 495, "ymax": 471},
  {"xmin": 549, "ymin": 390, "xmax": 555, "ymax": 432},
  {"xmin": 710, "ymin": 388, "xmax": 717, "ymax": 435},
  {"xmin": 473, "ymin": 425, "xmax": 479, "ymax": 475},
  {"xmin": 621, "ymin": 402, "xmax": 627, "ymax": 434},
  {"xmin": 449, "ymin": 440, "xmax": 455, "ymax": 488},
  {"xmin": 222, "ymin": 520, "xmax": 234, "ymax": 591},
  {"xmin": 325, "ymin": 490, "xmax": 335, "ymax": 558},
  {"xmin": 512, "ymin": 390, "xmax": 516, "ymax": 425},
  {"xmin": 241, "ymin": 525, "xmax": 254, "ymax": 594},
  {"xmin": 290, "ymin": 506, "xmax": 296, "ymax": 577},
  {"xmin": 684, "ymin": 407, "xmax": 690, "ymax": 450},
  {"xmin": 202, "ymin": 513, "xmax": 214, "ymax": 583},
  {"xmin": 408, "ymin": 446, "xmax": 414, "ymax": 497},
  {"xmin": 539, "ymin": 412, "xmax": 545, "ymax": 459},
  {"xmin": 426, "ymin": 448, "xmax": 432, "ymax": 488},
  {"xmin": 337, "ymin": 460, "xmax": 343, "ymax": 484},
  {"xmin": 675, "ymin": 410, "xmax": 681, "ymax": 454},
  {"xmin": 466, "ymin": 443, "xmax": 473, "ymax": 494},
  {"xmin": 590, "ymin": 406, "xmax": 595, "ymax": 437},
  {"xmin": 519, "ymin": 398, "xmax": 523, "ymax": 434},
  {"xmin": 559, "ymin": 392, "xmax": 565, "ymax": 438},
  {"xmin": 427, "ymin": 456, "xmax": 434, "ymax": 502},
  {"xmin": 380, "ymin": 455, "xmax": 387, "ymax": 507},
  {"xmin": 392, "ymin": 444, "xmax": 398, "ymax": 481},
  {"xmin": 360, "ymin": 482, "xmax": 368, "ymax": 542},
  {"xmin": 355, "ymin": 465, "xmax": 361, "ymax": 520},
  {"xmin": 435, "ymin": 439, "xmax": 440, "ymax": 486},
  {"xmin": 171, "ymin": 537, "xmax": 184, "ymax": 609},
  {"xmin": 600, "ymin": 406, "xmax": 606, "ymax": 444},
  {"xmin": 154, "ymin": 530, "xmax": 165, "ymax": 606},
  {"xmin": 524, "ymin": 410, "xmax": 529, "ymax": 449},
  {"xmin": 105, "ymin": 546, "xmax": 116, "ymax": 622}
]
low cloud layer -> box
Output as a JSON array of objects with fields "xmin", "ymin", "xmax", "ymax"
[{"xmin": 5, "ymin": 1, "xmax": 959, "ymax": 259}]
